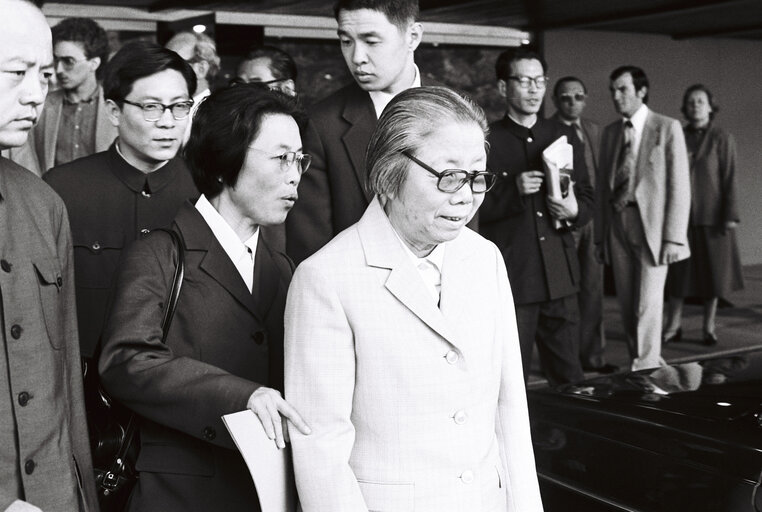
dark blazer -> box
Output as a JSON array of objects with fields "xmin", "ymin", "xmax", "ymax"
[
  {"xmin": 685, "ymin": 123, "xmax": 739, "ymax": 226},
  {"xmin": 99, "ymin": 202, "xmax": 294, "ymax": 512},
  {"xmin": 550, "ymin": 113, "xmax": 602, "ymax": 182},
  {"xmin": 480, "ymin": 116, "xmax": 594, "ymax": 305},
  {"xmin": 44, "ymin": 145, "xmax": 198, "ymax": 358},
  {"xmin": 286, "ymin": 77, "xmax": 441, "ymax": 264}
]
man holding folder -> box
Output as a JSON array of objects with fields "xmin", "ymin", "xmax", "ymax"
[{"xmin": 479, "ymin": 47, "xmax": 591, "ymax": 386}]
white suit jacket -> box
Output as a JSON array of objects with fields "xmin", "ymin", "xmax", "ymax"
[
  {"xmin": 596, "ymin": 109, "xmax": 691, "ymax": 265},
  {"xmin": 285, "ymin": 198, "xmax": 543, "ymax": 512}
]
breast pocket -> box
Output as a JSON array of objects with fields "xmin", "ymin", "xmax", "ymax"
[
  {"xmin": 73, "ymin": 230, "xmax": 125, "ymax": 289},
  {"xmin": 33, "ymin": 256, "xmax": 65, "ymax": 349}
]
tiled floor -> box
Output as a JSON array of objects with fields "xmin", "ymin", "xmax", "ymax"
[{"xmin": 527, "ymin": 265, "xmax": 762, "ymax": 386}]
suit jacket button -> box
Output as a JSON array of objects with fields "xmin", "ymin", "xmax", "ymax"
[
  {"xmin": 253, "ymin": 331, "xmax": 265, "ymax": 345},
  {"xmin": 202, "ymin": 427, "xmax": 216, "ymax": 440},
  {"xmin": 24, "ymin": 459, "xmax": 35, "ymax": 475},
  {"xmin": 536, "ymin": 211, "xmax": 543, "ymax": 217},
  {"xmin": 18, "ymin": 391, "xmax": 30, "ymax": 406},
  {"xmin": 92, "ymin": 241, "xmax": 101, "ymax": 251},
  {"xmin": 445, "ymin": 350, "xmax": 459, "ymax": 364},
  {"xmin": 453, "ymin": 410, "xmax": 467, "ymax": 425},
  {"xmin": 1, "ymin": 259, "xmax": 11, "ymax": 272},
  {"xmin": 460, "ymin": 470, "xmax": 474, "ymax": 484},
  {"xmin": 10, "ymin": 324, "xmax": 22, "ymax": 339}
]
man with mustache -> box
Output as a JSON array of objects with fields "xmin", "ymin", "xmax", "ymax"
[
  {"xmin": 480, "ymin": 48, "xmax": 591, "ymax": 387},
  {"xmin": 0, "ymin": 0, "xmax": 98, "ymax": 510},
  {"xmin": 286, "ymin": 0, "xmax": 430, "ymax": 264},
  {"xmin": 44, "ymin": 41, "xmax": 199, "ymax": 424}
]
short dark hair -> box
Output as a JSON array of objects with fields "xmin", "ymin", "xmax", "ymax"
[
  {"xmin": 610, "ymin": 65, "xmax": 649, "ymax": 104},
  {"xmin": 185, "ymin": 85, "xmax": 306, "ymax": 198},
  {"xmin": 553, "ymin": 76, "xmax": 586, "ymax": 98},
  {"xmin": 681, "ymin": 83, "xmax": 718, "ymax": 119},
  {"xmin": 52, "ymin": 17, "xmax": 109, "ymax": 78},
  {"xmin": 333, "ymin": 0, "xmax": 419, "ymax": 29},
  {"xmin": 103, "ymin": 40, "xmax": 196, "ymax": 105},
  {"xmin": 242, "ymin": 45, "xmax": 297, "ymax": 81},
  {"xmin": 495, "ymin": 47, "xmax": 547, "ymax": 81}
]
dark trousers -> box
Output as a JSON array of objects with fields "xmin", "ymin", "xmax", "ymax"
[
  {"xmin": 573, "ymin": 222, "xmax": 607, "ymax": 368},
  {"xmin": 516, "ymin": 294, "xmax": 585, "ymax": 386}
]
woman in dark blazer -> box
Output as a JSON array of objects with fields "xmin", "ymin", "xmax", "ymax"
[
  {"xmin": 664, "ymin": 84, "xmax": 744, "ymax": 346},
  {"xmin": 99, "ymin": 85, "xmax": 312, "ymax": 512}
]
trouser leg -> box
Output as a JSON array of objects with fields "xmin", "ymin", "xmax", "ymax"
[
  {"xmin": 535, "ymin": 295, "xmax": 585, "ymax": 386},
  {"xmin": 515, "ymin": 303, "xmax": 540, "ymax": 383},
  {"xmin": 576, "ymin": 223, "xmax": 606, "ymax": 368}
]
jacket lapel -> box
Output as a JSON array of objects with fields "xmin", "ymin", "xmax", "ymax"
[
  {"xmin": 42, "ymin": 91, "xmax": 63, "ymax": 170},
  {"xmin": 359, "ymin": 199, "xmax": 457, "ymax": 346},
  {"xmin": 341, "ymin": 86, "xmax": 377, "ymax": 203},
  {"xmin": 175, "ymin": 203, "xmax": 259, "ymax": 318},
  {"xmin": 608, "ymin": 123, "xmax": 625, "ymax": 190},
  {"xmin": 95, "ymin": 88, "xmax": 118, "ymax": 152},
  {"xmin": 251, "ymin": 240, "xmax": 279, "ymax": 322},
  {"xmin": 635, "ymin": 112, "xmax": 660, "ymax": 188}
]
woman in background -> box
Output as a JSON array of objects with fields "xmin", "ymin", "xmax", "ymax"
[{"xmin": 664, "ymin": 84, "xmax": 744, "ymax": 346}]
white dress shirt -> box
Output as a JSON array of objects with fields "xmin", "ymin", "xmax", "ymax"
[
  {"xmin": 195, "ymin": 194, "xmax": 259, "ymax": 292},
  {"xmin": 624, "ymin": 103, "xmax": 649, "ymax": 161},
  {"xmin": 391, "ymin": 227, "xmax": 445, "ymax": 305},
  {"xmin": 368, "ymin": 65, "xmax": 421, "ymax": 119}
]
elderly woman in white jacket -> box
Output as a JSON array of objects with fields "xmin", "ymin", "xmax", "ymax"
[{"xmin": 285, "ymin": 86, "xmax": 544, "ymax": 512}]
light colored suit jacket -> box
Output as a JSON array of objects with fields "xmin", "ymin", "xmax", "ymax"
[
  {"xmin": 9, "ymin": 87, "xmax": 117, "ymax": 176},
  {"xmin": 285, "ymin": 198, "xmax": 543, "ymax": 512},
  {"xmin": 596, "ymin": 109, "xmax": 691, "ymax": 266}
]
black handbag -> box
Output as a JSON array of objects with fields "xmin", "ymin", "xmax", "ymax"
[{"xmin": 92, "ymin": 229, "xmax": 185, "ymax": 511}]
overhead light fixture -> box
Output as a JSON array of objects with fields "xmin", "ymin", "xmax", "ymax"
[{"xmin": 193, "ymin": 24, "xmax": 206, "ymax": 33}]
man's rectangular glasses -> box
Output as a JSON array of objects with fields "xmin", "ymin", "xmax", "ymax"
[
  {"xmin": 122, "ymin": 99, "xmax": 195, "ymax": 121},
  {"xmin": 507, "ymin": 75, "xmax": 549, "ymax": 89},
  {"xmin": 402, "ymin": 151, "xmax": 497, "ymax": 194}
]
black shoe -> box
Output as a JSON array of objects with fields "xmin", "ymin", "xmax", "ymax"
[
  {"xmin": 663, "ymin": 328, "xmax": 683, "ymax": 345},
  {"xmin": 703, "ymin": 333, "xmax": 718, "ymax": 346},
  {"xmin": 583, "ymin": 363, "xmax": 619, "ymax": 374}
]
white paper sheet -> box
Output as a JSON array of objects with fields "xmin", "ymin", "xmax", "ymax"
[{"xmin": 222, "ymin": 410, "xmax": 297, "ymax": 512}]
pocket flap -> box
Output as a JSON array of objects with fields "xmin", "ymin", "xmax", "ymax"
[
  {"xmin": 73, "ymin": 229, "xmax": 125, "ymax": 254},
  {"xmin": 357, "ymin": 480, "xmax": 414, "ymax": 512}
]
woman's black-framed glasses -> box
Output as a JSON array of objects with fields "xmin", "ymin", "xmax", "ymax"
[
  {"xmin": 402, "ymin": 151, "xmax": 497, "ymax": 194},
  {"xmin": 248, "ymin": 147, "xmax": 312, "ymax": 175}
]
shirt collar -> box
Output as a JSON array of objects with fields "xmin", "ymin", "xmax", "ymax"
[
  {"xmin": 390, "ymin": 224, "xmax": 446, "ymax": 272},
  {"xmin": 625, "ymin": 104, "xmax": 648, "ymax": 134},
  {"xmin": 368, "ymin": 64, "xmax": 421, "ymax": 118},
  {"xmin": 63, "ymin": 83, "xmax": 100, "ymax": 105},
  {"xmin": 195, "ymin": 194, "xmax": 259, "ymax": 262},
  {"xmin": 110, "ymin": 142, "xmax": 181, "ymax": 194}
]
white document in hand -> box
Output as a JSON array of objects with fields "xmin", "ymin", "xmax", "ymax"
[
  {"xmin": 542, "ymin": 135, "xmax": 574, "ymax": 229},
  {"xmin": 222, "ymin": 410, "xmax": 297, "ymax": 512}
]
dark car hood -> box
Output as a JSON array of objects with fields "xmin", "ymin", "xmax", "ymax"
[{"xmin": 538, "ymin": 347, "xmax": 762, "ymax": 423}]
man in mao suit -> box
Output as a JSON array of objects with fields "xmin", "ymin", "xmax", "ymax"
[
  {"xmin": 597, "ymin": 65, "xmax": 690, "ymax": 371},
  {"xmin": 10, "ymin": 17, "xmax": 117, "ymax": 176},
  {"xmin": 286, "ymin": 0, "xmax": 428, "ymax": 264},
  {"xmin": 285, "ymin": 199, "xmax": 543, "ymax": 512},
  {"xmin": 0, "ymin": 1, "xmax": 97, "ymax": 510},
  {"xmin": 480, "ymin": 48, "xmax": 591, "ymax": 386},
  {"xmin": 551, "ymin": 76, "xmax": 617, "ymax": 374}
]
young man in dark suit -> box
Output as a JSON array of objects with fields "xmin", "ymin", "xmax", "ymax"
[
  {"xmin": 479, "ymin": 48, "xmax": 592, "ymax": 387},
  {"xmin": 286, "ymin": 0, "xmax": 427, "ymax": 264}
]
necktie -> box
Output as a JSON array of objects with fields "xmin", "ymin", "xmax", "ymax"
[
  {"xmin": 574, "ymin": 122, "xmax": 595, "ymax": 184},
  {"xmin": 612, "ymin": 120, "xmax": 636, "ymax": 211}
]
